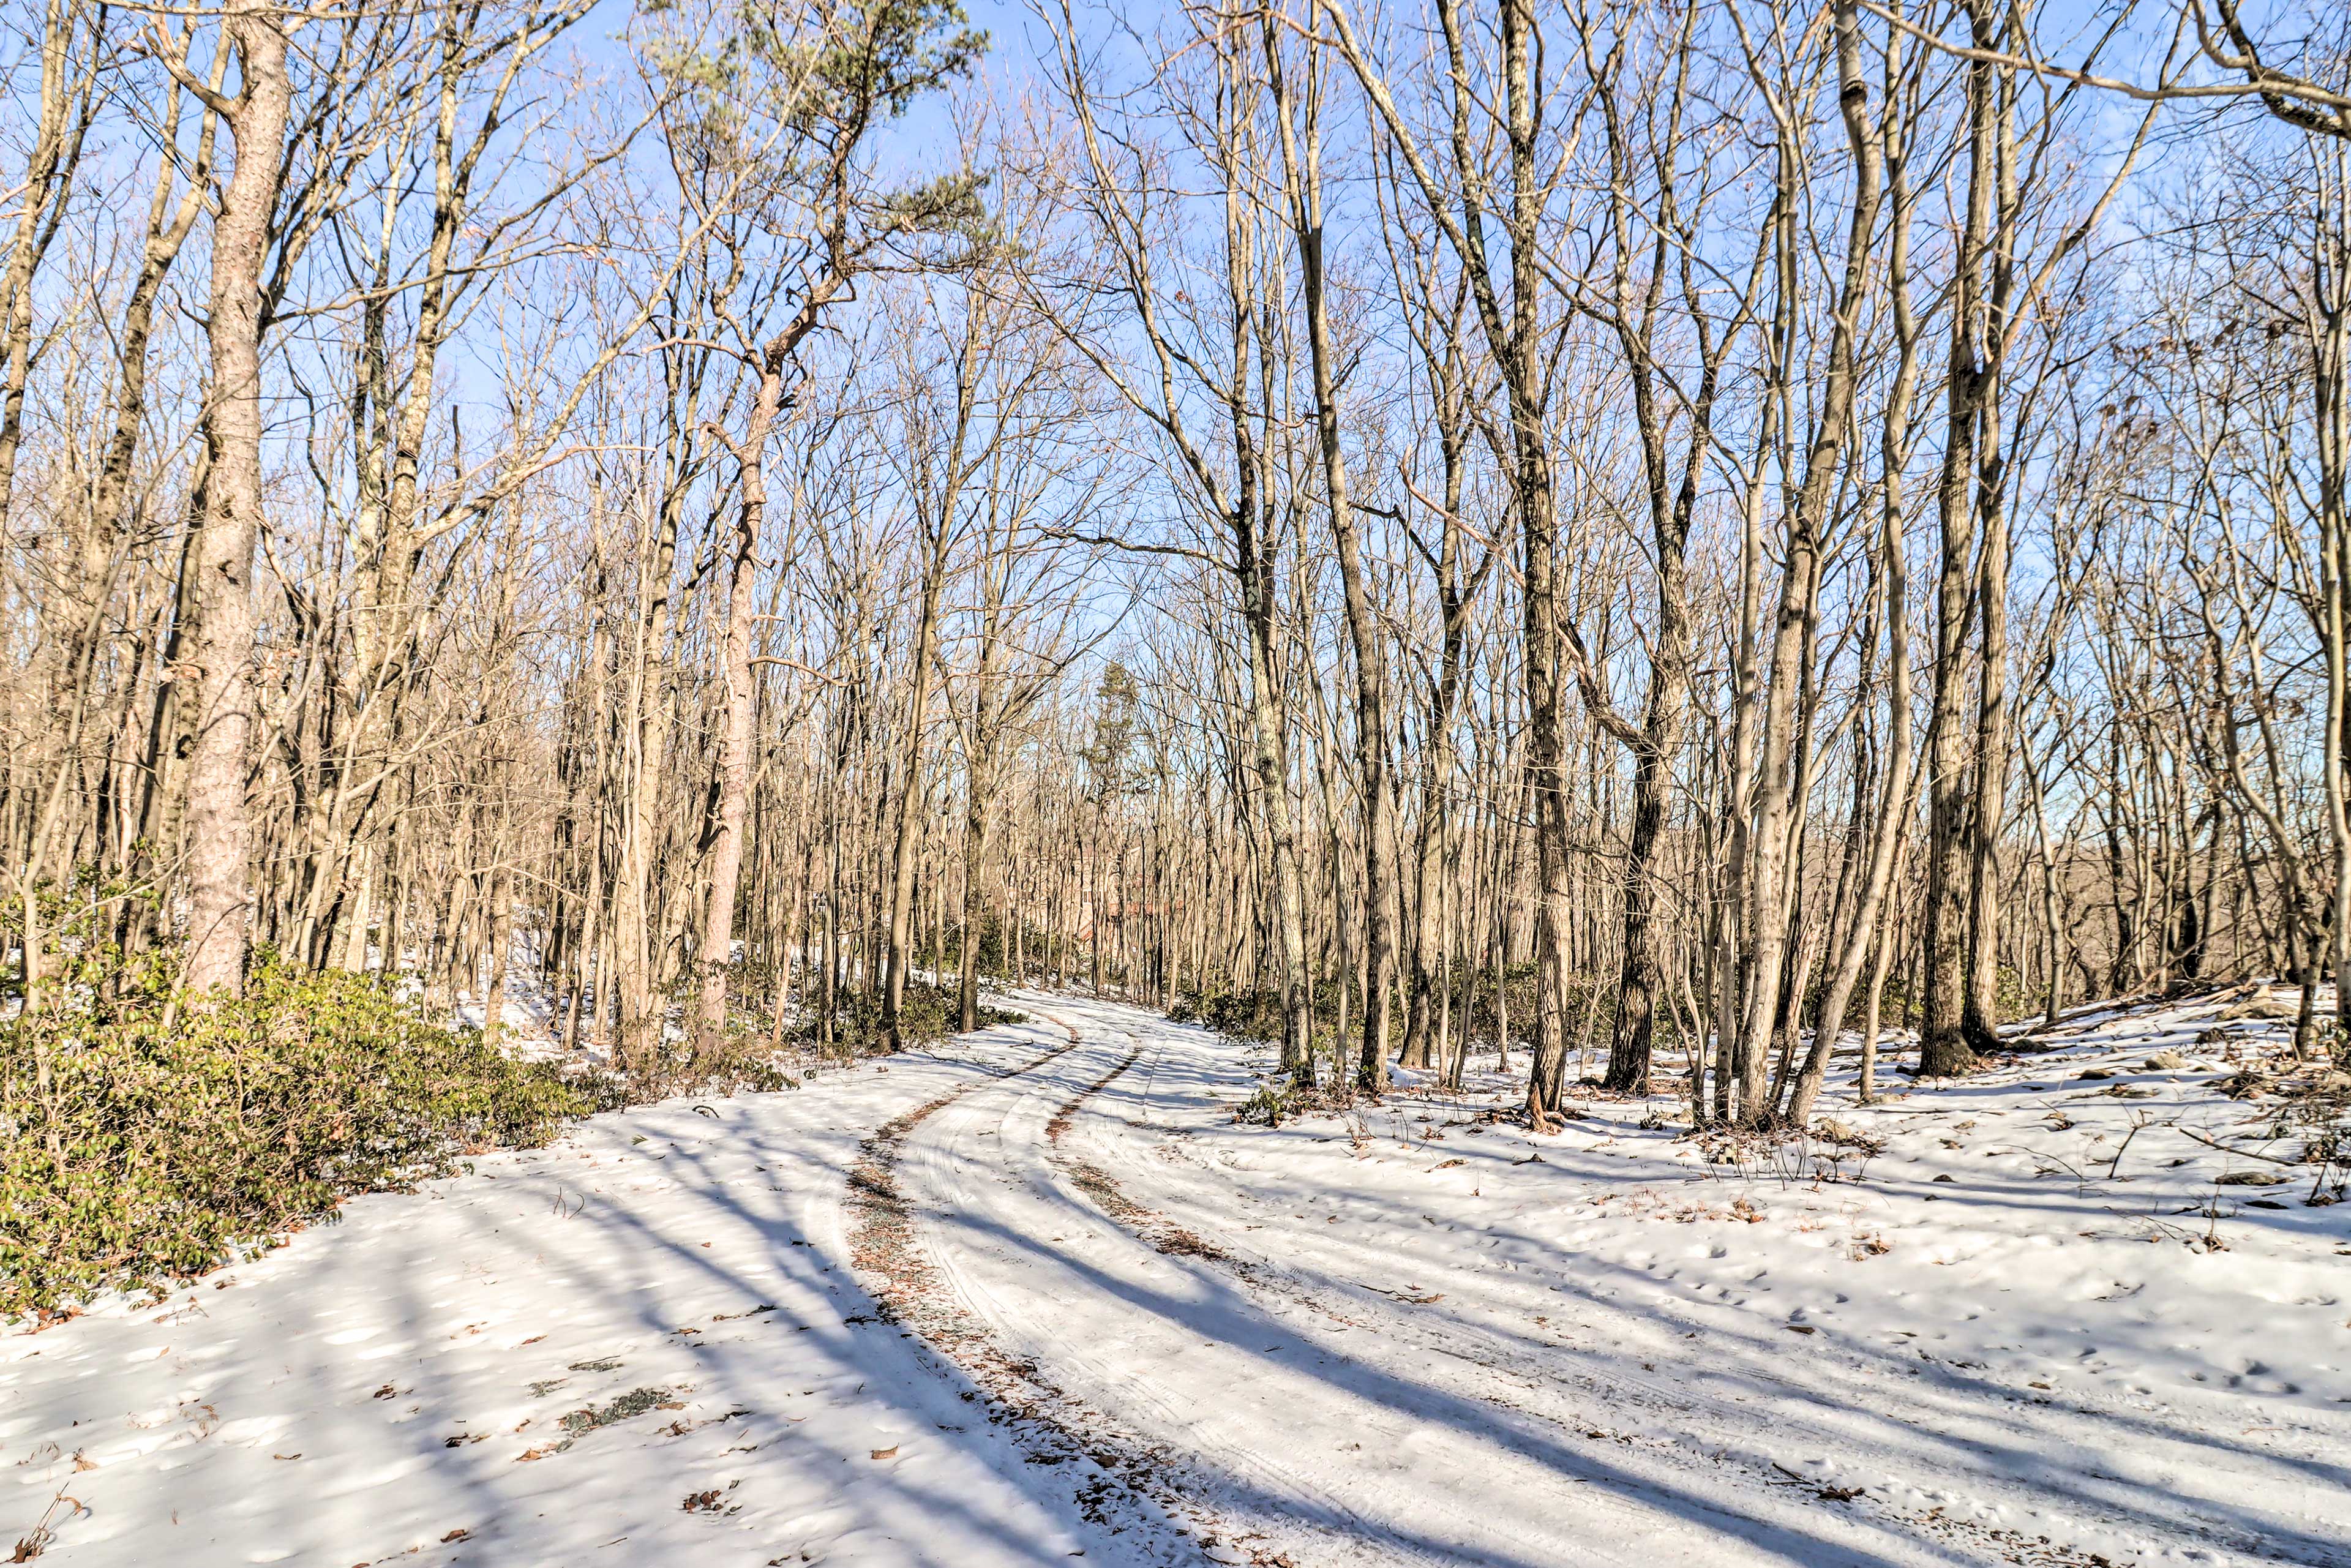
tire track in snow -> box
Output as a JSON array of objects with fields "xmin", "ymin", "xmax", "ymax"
[
  {"xmin": 919, "ymin": 1006, "xmax": 1462, "ymax": 1564},
  {"xmin": 950, "ymin": 1001, "xmax": 1807, "ymax": 1568},
  {"xmin": 1044, "ymin": 1045, "xmax": 1238, "ymax": 1268},
  {"xmin": 843, "ymin": 1021, "xmax": 1216, "ymax": 1564},
  {"xmin": 1021, "ymin": 1011, "xmax": 1765, "ymax": 1564}
]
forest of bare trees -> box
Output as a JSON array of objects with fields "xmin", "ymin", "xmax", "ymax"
[{"xmin": 6, "ymin": 0, "xmax": 2350, "ymax": 1136}]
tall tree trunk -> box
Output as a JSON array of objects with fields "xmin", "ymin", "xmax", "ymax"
[
  {"xmin": 181, "ymin": 0, "xmax": 290, "ymax": 997},
  {"xmin": 695, "ymin": 353, "xmax": 786, "ymax": 1059},
  {"xmin": 958, "ymin": 754, "xmax": 992, "ymax": 1033},
  {"xmin": 882, "ymin": 535, "xmax": 948, "ymax": 1050},
  {"xmin": 1734, "ymin": 0, "xmax": 1883, "ymax": 1123},
  {"xmin": 1265, "ymin": 30, "xmax": 1395, "ymax": 1090},
  {"xmin": 1920, "ymin": 0, "xmax": 2005, "ymax": 1078}
]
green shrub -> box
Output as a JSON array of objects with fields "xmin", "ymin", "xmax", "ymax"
[
  {"xmin": 1190, "ymin": 988, "xmax": 1289, "ymax": 1043},
  {"xmin": 1232, "ymin": 1082, "xmax": 1293, "ymax": 1127},
  {"xmin": 622, "ymin": 1019, "xmax": 806, "ymax": 1101},
  {"xmin": 790, "ymin": 978, "xmax": 1022, "ymax": 1054},
  {"xmin": 1, "ymin": 955, "xmax": 589, "ymax": 1322}
]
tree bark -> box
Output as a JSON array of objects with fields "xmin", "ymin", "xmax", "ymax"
[{"xmin": 181, "ymin": 0, "xmax": 291, "ymax": 996}]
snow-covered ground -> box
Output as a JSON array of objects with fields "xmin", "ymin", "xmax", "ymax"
[
  {"xmin": 1, "ymin": 1027, "xmax": 1122, "ymax": 1566},
  {"xmin": 8, "ymin": 993, "xmax": 2347, "ymax": 1565}
]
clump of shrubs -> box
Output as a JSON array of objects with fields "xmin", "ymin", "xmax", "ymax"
[
  {"xmin": 2, "ymin": 950, "xmax": 1041, "ymax": 1323},
  {"xmin": 2, "ymin": 954, "xmax": 588, "ymax": 1322},
  {"xmin": 621, "ymin": 1027, "xmax": 805, "ymax": 1100},
  {"xmin": 790, "ymin": 978, "xmax": 1023, "ymax": 1055},
  {"xmin": 1173, "ymin": 988, "xmax": 1289, "ymax": 1043},
  {"xmin": 1232, "ymin": 1082, "xmax": 1295, "ymax": 1127}
]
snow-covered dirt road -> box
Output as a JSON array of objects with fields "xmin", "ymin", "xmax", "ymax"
[
  {"xmin": 904, "ymin": 996, "xmax": 2351, "ymax": 1568},
  {"xmin": 9, "ymin": 993, "xmax": 2349, "ymax": 1566}
]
